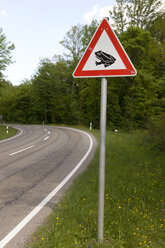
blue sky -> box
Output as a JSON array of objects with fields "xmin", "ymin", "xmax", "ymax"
[{"xmin": 0, "ymin": 0, "xmax": 116, "ymax": 85}]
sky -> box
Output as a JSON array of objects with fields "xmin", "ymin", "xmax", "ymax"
[{"xmin": 0, "ymin": 0, "xmax": 116, "ymax": 85}]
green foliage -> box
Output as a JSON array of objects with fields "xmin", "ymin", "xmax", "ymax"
[
  {"xmin": 0, "ymin": 27, "xmax": 15, "ymax": 80},
  {"xmin": 120, "ymin": 27, "xmax": 158, "ymax": 71},
  {"xmin": 122, "ymin": 70, "xmax": 160, "ymax": 128},
  {"xmin": 109, "ymin": 0, "xmax": 128, "ymax": 34},
  {"xmin": 147, "ymin": 115, "xmax": 165, "ymax": 151},
  {"xmin": 110, "ymin": 0, "xmax": 163, "ymax": 32},
  {"xmin": 60, "ymin": 20, "xmax": 98, "ymax": 63}
]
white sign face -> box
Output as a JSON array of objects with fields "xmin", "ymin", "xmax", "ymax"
[{"xmin": 83, "ymin": 30, "xmax": 126, "ymax": 71}]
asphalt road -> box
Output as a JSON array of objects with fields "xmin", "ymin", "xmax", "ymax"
[{"xmin": 0, "ymin": 125, "xmax": 97, "ymax": 248}]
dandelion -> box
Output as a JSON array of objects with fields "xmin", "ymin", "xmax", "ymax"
[
  {"xmin": 118, "ymin": 206, "xmax": 121, "ymax": 209},
  {"xmin": 42, "ymin": 237, "xmax": 44, "ymax": 240},
  {"xmin": 75, "ymin": 241, "xmax": 78, "ymax": 245},
  {"xmin": 56, "ymin": 217, "xmax": 59, "ymax": 220}
]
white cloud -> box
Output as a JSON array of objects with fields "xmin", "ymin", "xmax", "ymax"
[
  {"xmin": 162, "ymin": 0, "xmax": 165, "ymax": 7},
  {"xmin": 0, "ymin": 10, "xmax": 8, "ymax": 16},
  {"xmin": 83, "ymin": 5, "xmax": 114, "ymax": 24},
  {"xmin": 83, "ymin": 4, "xmax": 99, "ymax": 23},
  {"xmin": 99, "ymin": 5, "xmax": 113, "ymax": 20}
]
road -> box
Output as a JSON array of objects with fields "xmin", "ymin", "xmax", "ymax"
[{"xmin": 0, "ymin": 125, "xmax": 97, "ymax": 248}]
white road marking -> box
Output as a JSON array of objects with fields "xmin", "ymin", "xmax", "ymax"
[
  {"xmin": 44, "ymin": 136, "xmax": 49, "ymax": 141},
  {"xmin": 0, "ymin": 128, "xmax": 93, "ymax": 248},
  {"xmin": 9, "ymin": 145, "xmax": 34, "ymax": 156}
]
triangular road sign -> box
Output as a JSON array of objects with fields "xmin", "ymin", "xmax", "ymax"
[{"xmin": 73, "ymin": 18, "xmax": 137, "ymax": 78}]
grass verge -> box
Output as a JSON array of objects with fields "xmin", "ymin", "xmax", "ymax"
[
  {"xmin": 26, "ymin": 129, "xmax": 165, "ymax": 248},
  {"xmin": 0, "ymin": 125, "xmax": 18, "ymax": 140}
]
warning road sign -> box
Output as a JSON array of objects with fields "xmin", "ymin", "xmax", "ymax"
[{"xmin": 73, "ymin": 18, "xmax": 137, "ymax": 78}]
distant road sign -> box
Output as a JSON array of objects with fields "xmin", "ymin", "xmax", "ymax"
[{"xmin": 73, "ymin": 18, "xmax": 137, "ymax": 78}]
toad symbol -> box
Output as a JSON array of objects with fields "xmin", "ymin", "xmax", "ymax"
[{"xmin": 95, "ymin": 50, "xmax": 116, "ymax": 67}]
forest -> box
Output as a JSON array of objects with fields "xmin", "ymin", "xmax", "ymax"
[{"xmin": 0, "ymin": 0, "xmax": 164, "ymax": 134}]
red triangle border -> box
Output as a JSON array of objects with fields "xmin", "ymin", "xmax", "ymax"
[{"xmin": 73, "ymin": 18, "xmax": 137, "ymax": 78}]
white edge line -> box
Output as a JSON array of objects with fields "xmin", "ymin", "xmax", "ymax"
[
  {"xmin": 44, "ymin": 136, "xmax": 49, "ymax": 141},
  {"xmin": 0, "ymin": 127, "xmax": 23, "ymax": 143},
  {"xmin": 9, "ymin": 145, "xmax": 34, "ymax": 156},
  {"xmin": 0, "ymin": 128, "xmax": 93, "ymax": 248}
]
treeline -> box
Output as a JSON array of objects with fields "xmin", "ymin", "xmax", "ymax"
[{"xmin": 0, "ymin": 0, "xmax": 165, "ymax": 130}]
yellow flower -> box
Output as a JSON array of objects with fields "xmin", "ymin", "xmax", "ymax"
[
  {"xmin": 118, "ymin": 206, "xmax": 121, "ymax": 209},
  {"xmin": 75, "ymin": 241, "xmax": 78, "ymax": 245},
  {"xmin": 42, "ymin": 237, "xmax": 44, "ymax": 240},
  {"xmin": 56, "ymin": 217, "xmax": 59, "ymax": 220}
]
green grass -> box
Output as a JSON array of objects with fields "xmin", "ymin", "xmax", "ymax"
[
  {"xmin": 0, "ymin": 125, "xmax": 18, "ymax": 140},
  {"xmin": 26, "ymin": 129, "xmax": 165, "ymax": 248}
]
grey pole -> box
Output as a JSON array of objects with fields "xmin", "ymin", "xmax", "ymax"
[{"xmin": 98, "ymin": 77, "xmax": 107, "ymax": 242}]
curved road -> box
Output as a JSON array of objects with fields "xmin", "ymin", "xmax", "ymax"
[{"xmin": 0, "ymin": 125, "xmax": 97, "ymax": 248}]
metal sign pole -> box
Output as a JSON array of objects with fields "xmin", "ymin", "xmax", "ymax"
[{"xmin": 98, "ymin": 77, "xmax": 107, "ymax": 242}]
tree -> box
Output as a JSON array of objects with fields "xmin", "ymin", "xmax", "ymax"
[
  {"xmin": 109, "ymin": 0, "xmax": 128, "ymax": 34},
  {"xmin": 120, "ymin": 27, "xmax": 158, "ymax": 70},
  {"xmin": 126, "ymin": 0, "xmax": 163, "ymax": 29},
  {"xmin": 0, "ymin": 27, "xmax": 15, "ymax": 80},
  {"xmin": 148, "ymin": 12, "xmax": 165, "ymax": 77},
  {"xmin": 0, "ymin": 83, "xmax": 17, "ymax": 122},
  {"xmin": 60, "ymin": 20, "xmax": 98, "ymax": 64},
  {"xmin": 110, "ymin": 0, "xmax": 163, "ymax": 33}
]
